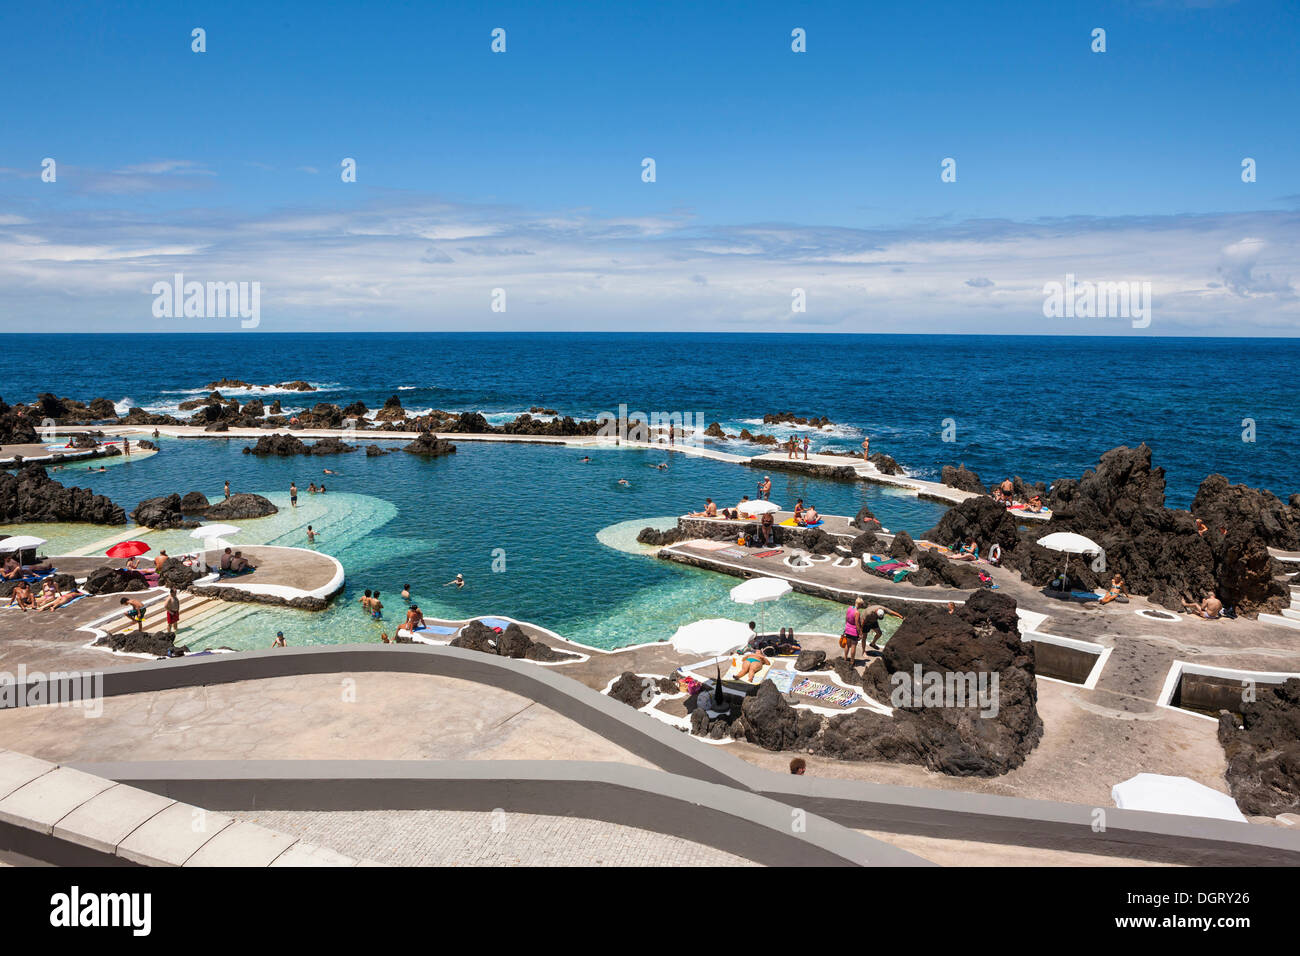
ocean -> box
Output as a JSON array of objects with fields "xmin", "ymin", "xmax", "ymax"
[{"xmin": 3, "ymin": 332, "xmax": 1296, "ymax": 505}]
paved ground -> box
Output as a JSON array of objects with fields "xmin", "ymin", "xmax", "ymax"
[
  {"xmin": 0, "ymin": 673, "xmax": 656, "ymax": 767},
  {"xmin": 229, "ymin": 808, "xmax": 758, "ymax": 866}
]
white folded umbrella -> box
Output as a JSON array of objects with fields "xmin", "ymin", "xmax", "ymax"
[
  {"xmin": 670, "ymin": 618, "xmax": 752, "ymax": 657},
  {"xmin": 1111, "ymin": 773, "xmax": 1247, "ymax": 823}
]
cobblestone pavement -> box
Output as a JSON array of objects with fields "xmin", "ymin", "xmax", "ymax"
[{"xmin": 232, "ymin": 809, "xmax": 760, "ymax": 867}]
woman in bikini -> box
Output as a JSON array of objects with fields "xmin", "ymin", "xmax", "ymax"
[
  {"xmin": 1099, "ymin": 573, "xmax": 1129, "ymax": 605},
  {"xmin": 954, "ymin": 537, "xmax": 980, "ymax": 561},
  {"xmin": 733, "ymin": 647, "xmax": 770, "ymax": 683}
]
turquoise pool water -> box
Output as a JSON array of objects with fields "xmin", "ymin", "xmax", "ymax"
[{"xmin": 6, "ymin": 437, "xmax": 942, "ymax": 651}]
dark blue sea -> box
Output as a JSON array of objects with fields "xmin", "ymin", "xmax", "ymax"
[{"xmin": 3, "ymin": 332, "xmax": 1296, "ymax": 505}]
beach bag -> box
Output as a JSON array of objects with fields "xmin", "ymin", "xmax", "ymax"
[{"xmin": 838, "ymin": 635, "xmax": 850, "ymax": 649}]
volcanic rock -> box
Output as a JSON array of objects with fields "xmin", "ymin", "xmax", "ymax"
[
  {"xmin": 850, "ymin": 506, "xmax": 882, "ymax": 532},
  {"xmin": 889, "ymin": 530, "xmax": 917, "ymax": 559},
  {"xmin": 1218, "ymin": 678, "xmax": 1300, "ymax": 817},
  {"xmin": 737, "ymin": 681, "xmax": 823, "ymax": 751},
  {"xmin": 636, "ymin": 525, "xmax": 688, "ymax": 546},
  {"xmin": 204, "ymin": 493, "xmax": 278, "ymax": 520},
  {"xmin": 94, "ymin": 630, "xmax": 186, "ymax": 657},
  {"xmin": 0, "ymin": 465, "xmax": 126, "ymax": 524},
  {"xmin": 131, "ymin": 494, "xmax": 199, "ymax": 529},
  {"xmin": 941, "ymin": 464, "xmax": 987, "ymax": 494},
  {"xmin": 401, "ymin": 433, "xmax": 456, "ymax": 457},
  {"xmin": 795, "ymin": 649, "xmax": 827, "ymax": 672},
  {"xmin": 81, "ymin": 566, "xmax": 152, "ymax": 595}
]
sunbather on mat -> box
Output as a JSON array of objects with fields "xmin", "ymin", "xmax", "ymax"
[
  {"xmin": 953, "ymin": 536, "xmax": 980, "ymax": 561},
  {"xmin": 734, "ymin": 648, "xmax": 770, "ymax": 682}
]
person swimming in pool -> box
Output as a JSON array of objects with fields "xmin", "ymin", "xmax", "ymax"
[
  {"xmin": 401, "ymin": 583, "xmax": 411, "ymax": 601},
  {"xmin": 579, "ymin": 456, "xmax": 592, "ymax": 463},
  {"xmin": 733, "ymin": 647, "xmax": 770, "ymax": 683},
  {"xmin": 618, "ymin": 478, "xmax": 630, "ymax": 486},
  {"xmin": 445, "ymin": 574, "xmax": 465, "ymax": 588}
]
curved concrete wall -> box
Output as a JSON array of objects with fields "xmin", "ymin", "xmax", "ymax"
[
  {"xmin": 72, "ymin": 759, "xmax": 929, "ymax": 868},
  {"xmin": 7, "ymin": 643, "xmax": 1300, "ymax": 866}
]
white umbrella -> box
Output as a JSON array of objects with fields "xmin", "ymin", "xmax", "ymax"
[
  {"xmin": 191, "ymin": 524, "xmax": 241, "ymax": 539},
  {"xmin": 0, "ymin": 535, "xmax": 47, "ymax": 552},
  {"xmin": 736, "ymin": 499, "xmax": 781, "ymax": 516},
  {"xmin": 730, "ymin": 576, "xmax": 792, "ymax": 635},
  {"xmin": 190, "ymin": 524, "xmax": 240, "ymax": 569},
  {"xmin": 1037, "ymin": 531, "xmax": 1102, "ymax": 586},
  {"xmin": 670, "ymin": 618, "xmax": 752, "ymax": 657},
  {"xmin": 1111, "ymin": 773, "xmax": 1247, "ymax": 823}
]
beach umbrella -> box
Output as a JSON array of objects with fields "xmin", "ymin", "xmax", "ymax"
[
  {"xmin": 730, "ymin": 576, "xmax": 792, "ymax": 634},
  {"xmin": 191, "ymin": 524, "xmax": 241, "ymax": 540},
  {"xmin": 190, "ymin": 524, "xmax": 240, "ymax": 568},
  {"xmin": 736, "ymin": 499, "xmax": 780, "ymax": 516},
  {"xmin": 106, "ymin": 540, "xmax": 150, "ymax": 559},
  {"xmin": 1037, "ymin": 531, "xmax": 1101, "ymax": 585},
  {"xmin": 1111, "ymin": 773, "xmax": 1247, "ymax": 823},
  {"xmin": 0, "ymin": 535, "xmax": 47, "ymax": 552},
  {"xmin": 670, "ymin": 618, "xmax": 752, "ymax": 657}
]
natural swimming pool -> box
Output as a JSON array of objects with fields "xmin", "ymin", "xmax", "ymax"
[{"xmin": 5, "ymin": 437, "xmax": 950, "ymax": 651}]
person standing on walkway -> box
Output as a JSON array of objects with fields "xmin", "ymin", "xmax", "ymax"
[
  {"xmin": 862, "ymin": 436, "xmax": 870, "ymax": 462},
  {"xmin": 164, "ymin": 588, "xmax": 181, "ymax": 636},
  {"xmin": 801, "ymin": 435, "xmax": 810, "ymax": 460},
  {"xmin": 290, "ymin": 481, "xmax": 298, "ymax": 507}
]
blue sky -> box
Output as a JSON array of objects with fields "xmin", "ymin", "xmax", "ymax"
[{"xmin": 1, "ymin": 0, "xmax": 1297, "ymax": 333}]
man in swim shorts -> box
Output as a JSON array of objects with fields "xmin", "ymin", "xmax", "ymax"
[
  {"xmin": 290, "ymin": 482, "xmax": 298, "ymax": 507},
  {"xmin": 861, "ymin": 604, "xmax": 904, "ymax": 650},
  {"xmin": 119, "ymin": 597, "xmax": 147, "ymax": 632}
]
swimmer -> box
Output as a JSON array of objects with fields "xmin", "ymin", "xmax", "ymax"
[
  {"xmin": 401, "ymin": 583, "xmax": 411, "ymax": 601},
  {"xmin": 323, "ymin": 468, "xmax": 337, "ymax": 475},
  {"xmin": 579, "ymin": 456, "xmax": 592, "ymax": 463},
  {"xmin": 306, "ymin": 525, "xmax": 319, "ymax": 542},
  {"xmin": 445, "ymin": 574, "xmax": 465, "ymax": 588},
  {"xmin": 271, "ymin": 631, "xmax": 286, "ymax": 648},
  {"xmin": 617, "ymin": 478, "xmax": 630, "ymax": 486}
]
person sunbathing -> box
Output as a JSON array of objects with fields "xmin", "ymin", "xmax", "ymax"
[
  {"xmin": 1195, "ymin": 518, "xmax": 1208, "ymax": 536},
  {"xmin": 1098, "ymin": 573, "xmax": 1129, "ymax": 605},
  {"xmin": 229, "ymin": 551, "xmax": 256, "ymax": 573},
  {"xmin": 403, "ymin": 606, "xmax": 426, "ymax": 632},
  {"xmin": 1182, "ymin": 591, "xmax": 1223, "ymax": 620},
  {"xmin": 40, "ymin": 587, "xmax": 81, "ymax": 611},
  {"xmin": 1026, "ymin": 494, "xmax": 1044, "ymax": 513},
  {"xmin": 219, "ymin": 547, "xmax": 234, "ymax": 574},
  {"xmin": 733, "ymin": 648, "xmax": 770, "ymax": 683},
  {"xmin": 7, "ymin": 581, "xmax": 35, "ymax": 611},
  {"xmin": 688, "ymin": 498, "xmax": 718, "ymax": 518},
  {"xmin": 33, "ymin": 581, "xmax": 60, "ymax": 610},
  {"xmin": 800, "ymin": 505, "xmax": 820, "ymax": 525},
  {"xmin": 953, "ymin": 537, "xmax": 980, "ymax": 561},
  {"xmin": 1, "ymin": 556, "xmax": 21, "ymax": 581}
]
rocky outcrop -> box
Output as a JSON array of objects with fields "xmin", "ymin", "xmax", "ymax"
[
  {"xmin": 912, "ymin": 549, "xmax": 982, "ymax": 589},
  {"xmin": 738, "ymin": 682, "xmax": 824, "ymax": 751},
  {"xmin": 870, "ymin": 453, "xmax": 902, "ymax": 475},
  {"xmin": 925, "ymin": 495, "xmax": 1022, "ymax": 556},
  {"xmin": 401, "ymin": 433, "xmax": 456, "ymax": 457},
  {"xmin": 81, "ymin": 566, "xmax": 152, "ymax": 595},
  {"xmin": 821, "ymin": 591, "xmax": 1041, "ymax": 775},
  {"xmin": 1008, "ymin": 445, "xmax": 1289, "ymax": 614},
  {"xmin": 762, "ymin": 412, "xmax": 833, "ymax": 428},
  {"xmin": 850, "ymin": 506, "xmax": 882, "ymax": 532},
  {"xmin": 131, "ymin": 494, "xmax": 200, "ymax": 529},
  {"xmin": 607, "ymin": 672, "xmax": 678, "ymax": 708},
  {"xmin": 156, "ymin": 557, "xmax": 200, "ymax": 590},
  {"xmin": 636, "ymin": 525, "xmax": 688, "ymax": 546},
  {"xmin": 0, "ymin": 465, "xmax": 126, "ymax": 524},
  {"xmin": 449, "ymin": 620, "xmax": 576, "ymax": 662},
  {"xmin": 0, "ymin": 397, "xmax": 39, "ymax": 444},
  {"xmin": 242, "ymin": 434, "xmax": 355, "ymax": 456},
  {"xmin": 1218, "ymin": 678, "xmax": 1300, "ymax": 817},
  {"xmin": 941, "ymin": 464, "xmax": 987, "ymax": 494},
  {"xmin": 94, "ymin": 630, "xmax": 186, "ymax": 657},
  {"xmin": 204, "ymin": 493, "xmax": 278, "ymax": 520},
  {"xmin": 364, "ymin": 444, "xmax": 390, "ymax": 456},
  {"xmin": 704, "ymin": 422, "xmax": 726, "ymax": 439},
  {"xmin": 794, "ymin": 649, "xmax": 827, "ymax": 671},
  {"xmin": 847, "ymin": 531, "xmax": 879, "ymax": 556},
  {"xmin": 373, "ymin": 395, "xmax": 406, "ymax": 422},
  {"xmin": 888, "ymin": 530, "xmax": 916, "ymax": 559}
]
